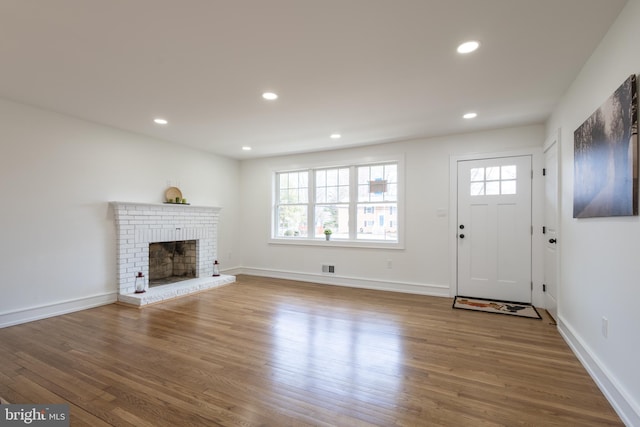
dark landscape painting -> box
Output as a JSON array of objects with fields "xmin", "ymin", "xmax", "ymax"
[{"xmin": 573, "ymin": 74, "xmax": 638, "ymax": 218}]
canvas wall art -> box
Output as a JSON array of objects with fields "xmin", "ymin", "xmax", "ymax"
[{"xmin": 573, "ymin": 74, "xmax": 638, "ymax": 218}]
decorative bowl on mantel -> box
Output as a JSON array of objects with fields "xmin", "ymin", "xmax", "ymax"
[{"xmin": 164, "ymin": 187, "xmax": 189, "ymax": 204}]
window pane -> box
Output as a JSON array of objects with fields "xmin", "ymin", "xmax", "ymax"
[
  {"xmin": 326, "ymin": 169, "xmax": 338, "ymax": 186},
  {"xmin": 385, "ymin": 164, "xmax": 397, "ymax": 182},
  {"xmin": 339, "ymin": 168, "xmax": 349, "ymax": 185},
  {"xmin": 280, "ymin": 173, "xmax": 289, "ymax": 188},
  {"xmin": 299, "ymin": 172, "xmax": 309, "ymax": 187},
  {"xmin": 358, "ymin": 167, "xmax": 370, "ymax": 184},
  {"xmin": 471, "ymin": 168, "xmax": 484, "ymax": 181},
  {"xmin": 289, "ymin": 172, "xmax": 299, "ymax": 188},
  {"xmin": 315, "ymin": 205, "xmax": 349, "ymax": 239},
  {"xmin": 502, "ymin": 165, "xmax": 516, "ymax": 179},
  {"xmin": 357, "ymin": 204, "xmax": 397, "ymax": 241},
  {"xmin": 486, "ymin": 181, "xmax": 500, "ymax": 195},
  {"xmin": 317, "ymin": 168, "xmax": 349, "ymax": 204},
  {"xmin": 370, "ymin": 165, "xmax": 384, "ymax": 181},
  {"xmin": 486, "ymin": 167, "xmax": 500, "ymax": 181},
  {"xmin": 298, "ymin": 188, "xmax": 308, "ymax": 203},
  {"xmin": 370, "ymin": 189, "xmax": 384, "ymax": 202},
  {"xmin": 502, "ymin": 180, "xmax": 516, "ymax": 195},
  {"xmin": 277, "ymin": 205, "xmax": 307, "ymax": 237},
  {"xmin": 385, "ymin": 183, "xmax": 398, "ymax": 201},
  {"xmin": 358, "ymin": 185, "xmax": 369, "ymax": 202},
  {"xmin": 278, "ymin": 171, "xmax": 308, "ymax": 204},
  {"xmin": 338, "ymin": 186, "xmax": 349, "ymax": 203},
  {"xmin": 470, "ymin": 168, "xmax": 484, "ymax": 182},
  {"xmin": 327, "ymin": 187, "xmax": 338, "ymax": 203},
  {"xmin": 470, "ymin": 182, "xmax": 484, "ymax": 196}
]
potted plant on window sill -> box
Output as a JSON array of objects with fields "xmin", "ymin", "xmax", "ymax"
[{"xmin": 324, "ymin": 229, "xmax": 332, "ymax": 241}]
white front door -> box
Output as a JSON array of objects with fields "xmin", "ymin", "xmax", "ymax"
[
  {"xmin": 544, "ymin": 139, "xmax": 559, "ymax": 321},
  {"xmin": 457, "ymin": 156, "xmax": 532, "ymax": 303}
]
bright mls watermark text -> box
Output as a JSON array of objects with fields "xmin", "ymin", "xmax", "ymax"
[{"xmin": 1, "ymin": 405, "xmax": 69, "ymax": 426}]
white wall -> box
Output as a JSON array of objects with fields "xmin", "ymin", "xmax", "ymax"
[
  {"xmin": 238, "ymin": 124, "xmax": 544, "ymax": 296},
  {"xmin": 0, "ymin": 98, "xmax": 241, "ymax": 326},
  {"xmin": 546, "ymin": 0, "xmax": 640, "ymax": 424}
]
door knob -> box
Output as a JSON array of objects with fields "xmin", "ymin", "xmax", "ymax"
[
  {"xmin": 549, "ymin": 238, "xmax": 557, "ymax": 244},
  {"xmin": 459, "ymin": 234, "xmax": 465, "ymax": 239}
]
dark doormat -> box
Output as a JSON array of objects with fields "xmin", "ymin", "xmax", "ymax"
[{"xmin": 453, "ymin": 296, "xmax": 542, "ymax": 319}]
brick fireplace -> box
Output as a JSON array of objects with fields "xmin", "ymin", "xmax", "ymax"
[{"xmin": 110, "ymin": 202, "xmax": 235, "ymax": 306}]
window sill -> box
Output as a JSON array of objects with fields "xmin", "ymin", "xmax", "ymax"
[{"xmin": 268, "ymin": 238, "xmax": 404, "ymax": 250}]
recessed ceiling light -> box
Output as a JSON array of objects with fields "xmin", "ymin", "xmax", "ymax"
[
  {"xmin": 242, "ymin": 146, "xmax": 252, "ymax": 151},
  {"xmin": 457, "ymin": 41, "xmax": 480, "ymax": 54},
  {"xmin": 463, "ymin": 112, "xmax": 478, "ymax": 119},
  {"xmin": 153, "ymin": 118, "xmax": 168, "ymax": 125},
  {"xmin": 262, "ymin": 92, "xmax": 278, "ymax": 100},
  {"xmin": 330, "ymin": 133, "xmax": 341, "ymax": 139}
]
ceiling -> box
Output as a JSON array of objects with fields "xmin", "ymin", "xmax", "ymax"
[{"xmin": 0, "ymin": 0, "xmax": 627, "ymax": 159}]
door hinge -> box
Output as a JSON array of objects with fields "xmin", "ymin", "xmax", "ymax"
[
  {"xmin": 531, "ymin": 281, "xmax": 533, "ymax": 290},
  {"xmin": 531, "ymin": 226, "xmax": 533, "ymax": 235},
  {"xmin": 543, "ymin": 284, "xmax": 547, "ymax": 292},
  {"xmin": 531, "ymin": 169, "xmax": 534, "ymax": 179},
  {"xmin": 542, "ymin": 226, "xmax": 546, "ymax": 234},
  {"xmin": 543, "ymin": 168, "xmax": 546, "ymax": 176}
]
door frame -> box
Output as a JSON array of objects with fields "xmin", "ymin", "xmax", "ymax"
[{"xmin": 449, "ymin": 147, "xmax": 545, "ymax": 307}]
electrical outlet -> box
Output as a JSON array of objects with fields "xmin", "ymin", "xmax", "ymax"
[{"xmin": 601, "ymin": 317, "xmax": 608, "ymax": 338}]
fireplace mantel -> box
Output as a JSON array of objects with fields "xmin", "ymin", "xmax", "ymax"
[{"xmin": 110, "ymin": 201, "xmax": 234, "ymax": 306}]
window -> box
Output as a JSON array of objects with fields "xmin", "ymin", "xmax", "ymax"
[
  {"xmin": 276, "ymin": 171, "xmax": 309, "ymax": 237},
  {"xmin": 357, "ymin": 163, "xmax": 397, "ymax": 241},
  {"xmin": 315, "ymin": 167, "xmax": 350, "ymax": 239},
  {"xmin": 470, "ymin": 165, "xmax": 517, "ymax": 196},
  {"xmin": 274, "ymin": 161, "xmax": 400, "ymax": 243}
]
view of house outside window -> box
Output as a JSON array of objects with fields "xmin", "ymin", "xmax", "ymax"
[
  {"xmin": 357, "ymin": 163, "xmax": 397, "ymax": 241},
  {"xmin": 274, "ymin": 162, "xmax": 399, "ymax": 242}
]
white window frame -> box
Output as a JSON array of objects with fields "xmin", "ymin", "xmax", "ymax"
[{"xmin": 270, "ymin": 156, "xmax": 404, "ymax": 249}]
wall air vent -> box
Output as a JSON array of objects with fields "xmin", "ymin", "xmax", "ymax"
[{"xmin": 322, "ymin": 265, "xmax": 335, "ymax": 274}]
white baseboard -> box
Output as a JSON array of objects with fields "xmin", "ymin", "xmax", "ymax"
[
  {"xmin": 558, "ymin": 316, "xmax": 640, "ymax": 427},
  {"xmin": 0, "ymin": 292, "xmax": 118, "ymax": 329},
  {"xmin": 233, "ymin": 267, "xmax": 451, "ymax": 297}
]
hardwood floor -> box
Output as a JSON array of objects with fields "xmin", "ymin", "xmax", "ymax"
[{"xmin": 0, "ymin": 275, "xmax": 622, "ymax": 426}]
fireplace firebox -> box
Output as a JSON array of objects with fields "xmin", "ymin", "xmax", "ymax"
[{"xmin": 149, "ymin": 240, "xmax": 197, "ymax": 286}]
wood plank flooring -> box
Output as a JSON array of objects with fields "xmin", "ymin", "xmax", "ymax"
[{"xmin": 0, "ymin": 275, "xmax": 622, "ymax": 426}]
